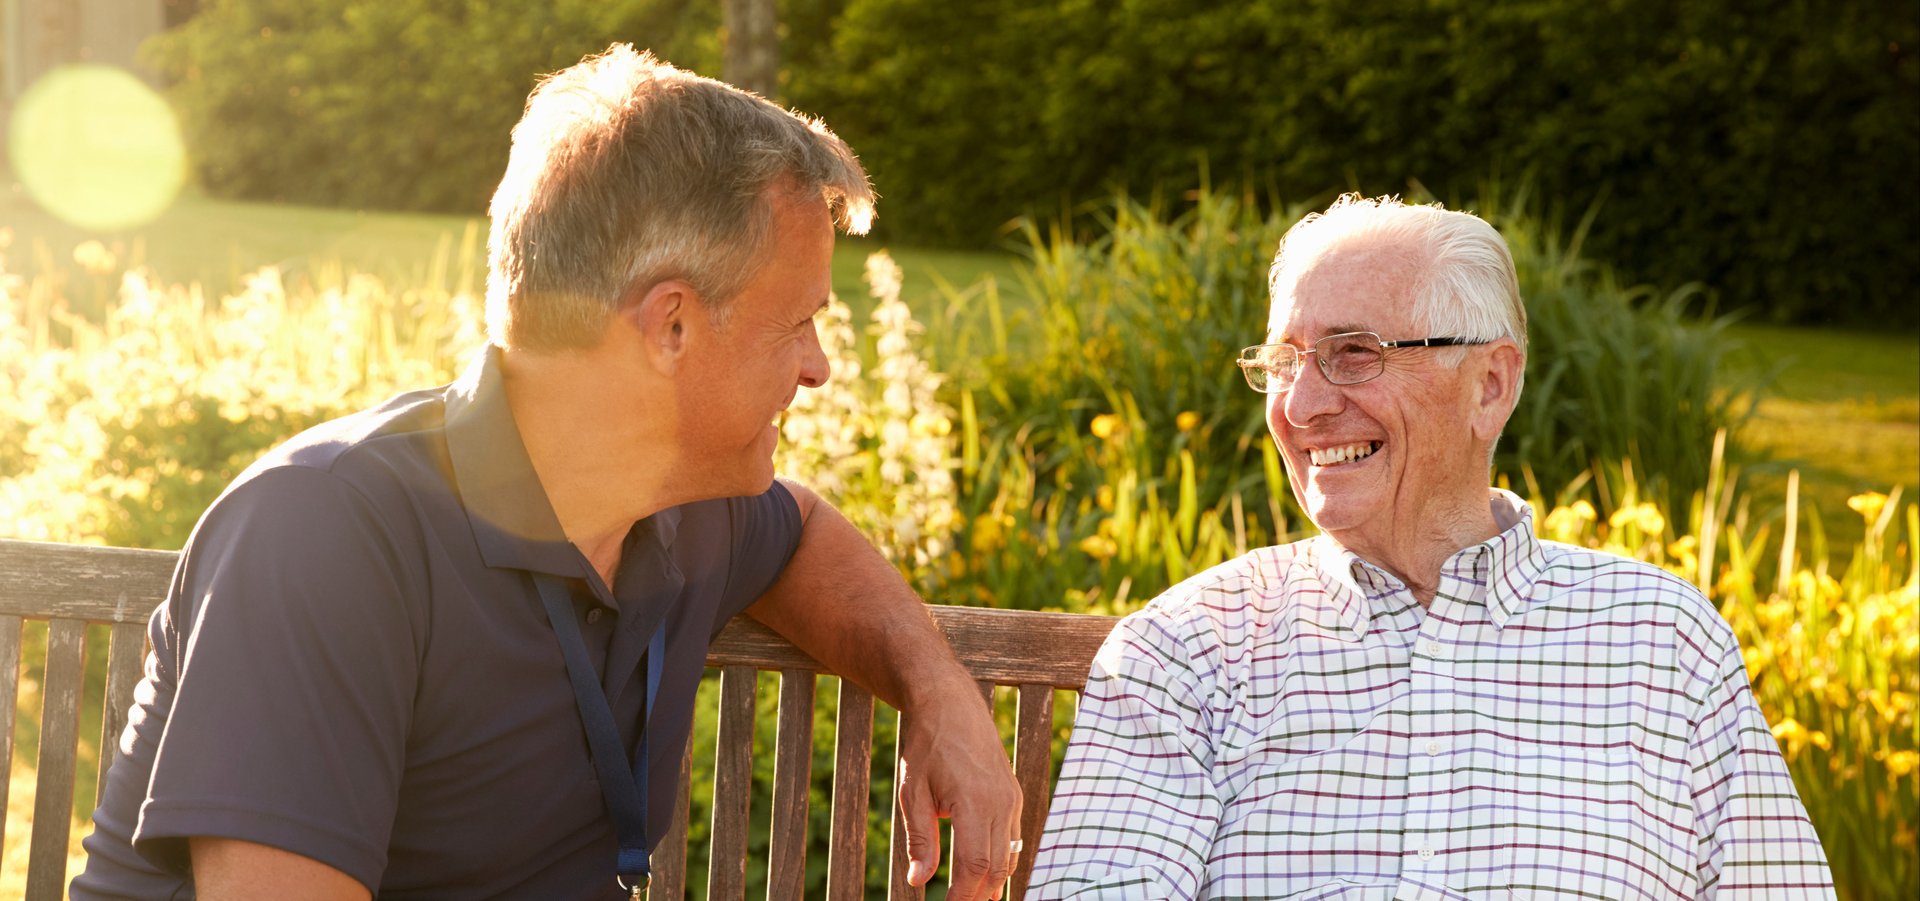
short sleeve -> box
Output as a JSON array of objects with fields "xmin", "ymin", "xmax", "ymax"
[
  {"xmin": 716, "ymin": 481, "xmax": 804, "ymax": 620},
  {"xmin": 133, "ymin": 466, "xmax": 424, "ymax": 892},
  {"xmin": 1028, "ymin": 611, "xmax": 1221, "ymax": 899},
  {"xmin": 1688, "ymin": 637, "xmax": 1835, "ymax": 898}
]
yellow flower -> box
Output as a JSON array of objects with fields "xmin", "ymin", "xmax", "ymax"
[
  {"xmin": 910, "ymin": 412, "xmax": 953, "ymax": 438},
  {"xmin": 1175, "ymin": 411, "xmax": 1201, "ymax": 432},
  {"xmin": 1570, "ymin": 500, "xmax": 1597, "ymax": 521},
  {"xmin": 970, "ymin": 513, "xmax": 1009, "ymax": 553},
  {"xmin": 1610, "ymin": 502, "xmax": 1664, "ymax": 535},
  {"xmin": 1077, "ymin": 534, "xmax": 1119, "ymax": 560},
  {"xmin": 1096, "ymin": 484, "xmax": 1115, "ymax": 512},
  {"xmin": 1089, "ymin": 413, "xmax": 1124, "ymax": 441},
  {"xmin": 1772, "ymin": 717, "xmax": 1809, "ymax": 758},
  {"xmin": 1847, "ymin": 492, "xmax": 1889, "ymax": 523}
]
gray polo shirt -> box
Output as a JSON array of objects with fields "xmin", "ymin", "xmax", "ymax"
[{"xmin": 72, "ymin": 346, "xmax": 802, "ymax": 900}]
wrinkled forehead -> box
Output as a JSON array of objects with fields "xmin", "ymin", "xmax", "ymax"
[{"xmin": 1267, "ymin": 238, "xmax": 1427, "ymax": 341}]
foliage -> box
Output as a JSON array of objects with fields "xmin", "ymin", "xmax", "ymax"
[
  {"xmin": 775, "ymin": 251, "xmax": 960, "ymax": 585},
  {"xmin": 0, "ymin": 240, "xmax": 485, "ymax": 548},
  {"xmin": 142, "ymin": 0, "xmax": 721, "ymax": 213},
  {"xmin": 793, "ymin": 0, "xmax": 1920, "ymax": 327}
]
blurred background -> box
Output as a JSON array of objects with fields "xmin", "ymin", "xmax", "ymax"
[{"xmin": 1, "ymin": 1, "xmax": 1915, "ymax": 898}]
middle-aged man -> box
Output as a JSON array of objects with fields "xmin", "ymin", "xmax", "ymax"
[
  {"xmin": 72, "ymin": 46, "xmax": 1021, "ymax": 901},
  {"xmin": 1028, "ymin": 195, "xmax": 1833, "ymax": 899}
]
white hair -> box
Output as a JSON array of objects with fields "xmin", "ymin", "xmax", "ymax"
[{"xmin": 1269, "ymin": 192, "xmax": 1527, "ymax": 388}]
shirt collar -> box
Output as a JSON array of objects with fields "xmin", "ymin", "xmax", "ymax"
[
  {"xmin": 1304, "ymin": 489, "xmax": 1549, "ymax": 636},
  {"xmin": 1480, "ymin": 488, "xmax": 1548, "ymax": 628},
  {"xmin": 443, "ymin": 346, "xmax": 580, "ymax": 576}
]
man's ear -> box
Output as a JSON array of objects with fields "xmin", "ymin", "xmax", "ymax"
[
  {"xmin": 619, "ymin": 279, "xmax": 700, "ymax": 375},
  {"xmin": 1470, "ymin": 340, "xmax": 1525, "ymax": 442}
]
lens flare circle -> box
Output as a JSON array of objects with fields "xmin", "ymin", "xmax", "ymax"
[{"xmin": 8, "ymin": 65, "xmax": 187, "ymax": 231}]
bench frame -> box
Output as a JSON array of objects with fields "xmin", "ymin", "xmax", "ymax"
[{"xmin": 0, "ymin": 538, "xmax": 1115, "ymax": 900}]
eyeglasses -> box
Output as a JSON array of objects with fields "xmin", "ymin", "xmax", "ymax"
[{"xmin": 1236, "ymin": 331, "xmax": 1493, "ymax": 394}]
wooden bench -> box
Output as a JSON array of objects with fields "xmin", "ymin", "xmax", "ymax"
[{"xmin": 0, "ymin": 538, "xmax": 1118, "ymax": 900}]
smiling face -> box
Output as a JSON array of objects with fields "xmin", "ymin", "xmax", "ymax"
[
  {"xmin": 1266, "ymin": 237, "xmax": 1493, "ymax": 557},
  {"xmin": 676, "ymin": 188, "xmax": 834, "ymax": 496}
]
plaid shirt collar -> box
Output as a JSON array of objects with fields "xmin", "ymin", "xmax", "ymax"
[{"xmin": 1307, "ymin": 488, "xmax": 1550, "ymax": 640}]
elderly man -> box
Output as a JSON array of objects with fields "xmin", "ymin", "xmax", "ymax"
[
  {"xmin": 72, "ymin": 46, "xmax": 1020, "ymax": 901},
  {"xmin": 1029, "ymin": 195, "xmax": 1832, "ymax": 899}
]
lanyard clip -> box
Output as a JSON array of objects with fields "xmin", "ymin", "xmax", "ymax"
[{"xmin": 619, "ymin": 875, "xmax": 649, "ymax": 900}]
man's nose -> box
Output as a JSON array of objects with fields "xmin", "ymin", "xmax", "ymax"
[
  {"xmin": 799, "ymin": 321, "xmax": 830, "ymax": 389},
  {"xmin": 1280, "ymin": 356, "xmax": 1342, "ymax": 427}
]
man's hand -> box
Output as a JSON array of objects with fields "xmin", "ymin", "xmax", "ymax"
[
  {"xmin": 745, "ymin": 481, "xmax": 1023, "ymax": 900},
  {"xmin": 896, "ymin": 679, "xmax": 1024, "ymax": 900}
]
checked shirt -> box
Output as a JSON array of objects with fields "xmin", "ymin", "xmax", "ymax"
[{"xmin": 1030, "ymin": 491, "xmax": 1832, "ymax": 900}]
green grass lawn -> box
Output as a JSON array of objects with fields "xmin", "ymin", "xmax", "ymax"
[
  {"xmin": 0, "ymin": 188, "xmax": 1023, "ymax": 323},
  {"xmin": 5, "ymin": 191, "xmax": 1913, "ymax": 553},
  {"xmin": 1722, "ymin": 322, "xmax": 1919, "ymax": 556}
]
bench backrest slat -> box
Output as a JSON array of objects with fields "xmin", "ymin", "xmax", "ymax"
[
  {"xmin": 826, "ymin": 679, "xmax": 874, "ymax": 900},
  {"xmin": 98, "ymin": 622, "xmax": 146, "ymax": 809},
  {"xmin": 707, "ymin": 664, "xmax": 757, "ymax": 900},
  {"xmin": 0, "ymin": 537, "xmax": 1118, "ymax": 900},
  {"xmin": 1011, "ymin": 684, "xmax": 1057, "ymax": 900},
  {"xmin": 1, "ymin": 612, "xmax": 22, "ymax": 854},
  {"xmin": 27, "ymin": 618, "xmax": 89, "ymax": 899},
  {"xmin": 768, "ymin": 670, "xmax": 817, "ymax": 898}
]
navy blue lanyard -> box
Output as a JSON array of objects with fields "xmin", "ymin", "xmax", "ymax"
[{"xmin": 533, "ymin": 573, "xmax": 667, "ymax": 895}]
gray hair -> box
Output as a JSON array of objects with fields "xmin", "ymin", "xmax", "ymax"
[
  {"xmin": 1269, "ymin": 193, "xmax": 1528, "ymax": 392},
  {"xmin": 485, "ymin": 44, "xmax": 875, "ymax": 351}
]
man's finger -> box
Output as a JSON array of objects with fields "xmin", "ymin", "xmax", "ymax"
[
  {"xmin": 900, "ymin": 774, "xmax": 941, "ymax": 886},
  {"xmin": 943, "ymin": 808, "xmax": 1012, "ymax": 901}
]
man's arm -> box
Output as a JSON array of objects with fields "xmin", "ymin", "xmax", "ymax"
[
  {"xmin": 1688, "ymin": 639, "xmax": 1835, "ymax": 899},
  {"xmin": 190, "ymin": 839, "xmax": 370, "ymax": 901},
  {"xmin": 1027, "ymin": 613, "xmax": 1219, "ymax": 900},
  {"xmin": 745, "ymin": 480, "xmax": 1021, "ymax": 901}
]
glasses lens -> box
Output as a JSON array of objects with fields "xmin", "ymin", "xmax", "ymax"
[
  {"xmin": 1318, "ymin": 332, "xmax": 1385, "ymax": 385},
  {"xmin": 1240, "ymin": 344, "xmax": 1295, "ymax": 393}
]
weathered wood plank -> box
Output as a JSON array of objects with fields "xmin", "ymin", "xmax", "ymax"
[
  {"xmin": 887, "ymin": 707, "xmax": 924, "ymax": 901},
  {"xmin": 826, "ymin": 680, "xmax": 873, "ymax": 901},
  {"xmin": 0, "ymin": 539, "xmax": 173, "ymax": 624},
  {"xmin": 709, "ymin": 607, "xmax": 1116, "ymax": 690},
  {"xmin": 96, "ymin": 620, "xmax": 146, "ymax": 806},
  {"xmin": 1011, "ymin": 684, "xmax": 1057, "ymax": 900},
  {"xmin": 651, "ymin": 742, "xmax": 692, "ymax": 900},
  {"xmin": 766, "ymin": 670, "xmax": 815, "ymax": 900},
  {"xmin": 708, "ymin": 665, "xmax": 756, "ymax": 901},
  {"xmin": 26, "ymin": 618, "xmax": 87, "ymax": 901},
  {"xmin": 0, "ymin": 614, "xmax": 20, "ymax": 854}
]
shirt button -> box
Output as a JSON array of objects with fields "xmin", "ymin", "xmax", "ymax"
[
  {"xmin": 1426, "ymin": 640, "xmax": 1442, "ymax": 656},
  {"xmin": 1426, "ymin": 741, "xmax": 1442, "ymax": 755},
  {"xmin": 1419, "ymin": 848, "xmax": 1436, "ymax": 860},
  {"xmin": 586, "ymin": 608, "xmax": 604, "ymax": 625}
]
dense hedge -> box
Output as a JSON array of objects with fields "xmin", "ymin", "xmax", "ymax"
[
  {"xmin": 147, "ymin": 0, "xmax": 1917, "ymax": 326},
  {"xmin": 790, "ymin": 0, "xmax": 1918, "ymax": 326},
  {"xmin": 143, "ymin": 0, "xmax": 722, "ymax": 212}
]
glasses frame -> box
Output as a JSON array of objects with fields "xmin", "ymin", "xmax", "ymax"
[{"xmin": 1236, "ymin": 331, "xmax": 1494, "ymax": 394}]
